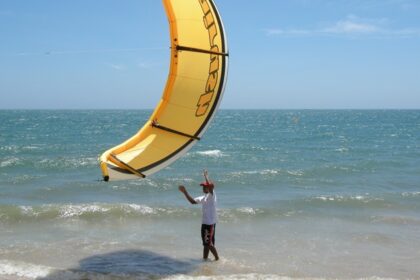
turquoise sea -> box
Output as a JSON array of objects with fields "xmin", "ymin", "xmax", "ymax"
[{"xmin": 0, "ymin": 110, "xmax": 419, "ymax": 279}]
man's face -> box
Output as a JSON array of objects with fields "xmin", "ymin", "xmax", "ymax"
[{"xmin": 202, "ymin": 186, "xmax": 209, "ymax": 193}]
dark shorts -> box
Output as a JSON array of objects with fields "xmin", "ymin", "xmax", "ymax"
[{"xmin": 201, "ymin": 224, "xmax": 216, "ymax": 246}]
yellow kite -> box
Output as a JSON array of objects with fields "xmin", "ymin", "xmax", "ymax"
[{"xmin": 100, "ymin": 0, "xmax": 228, "ymax": 181}]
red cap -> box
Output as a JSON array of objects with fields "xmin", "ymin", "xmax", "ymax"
[{"xmin": 200, "ymin": 181, "xmax": 214, "ymax": 187}]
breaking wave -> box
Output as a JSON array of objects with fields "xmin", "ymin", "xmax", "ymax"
[
  {"xmin": 195, "ymin": 150, "xmax": 226, "ymax": 157},
  {"xmin": 0, "ymin": 204, "xmax": 274, "ymax": 224}
]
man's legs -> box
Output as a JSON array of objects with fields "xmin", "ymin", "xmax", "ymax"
[
  {"xmin": 203, "ymin": 246, "xmax": 210, "ymax": 259},
  {"xmin": 201, "ymin": 224, "xmax": 219, "ymax": 260},
  {"xmin": 203, "ymin": 245, "xmax": 219, "ymax": 260},
  {"xmin": 209, "ymin": 245, "xmax": 219, "ymax": 261}
]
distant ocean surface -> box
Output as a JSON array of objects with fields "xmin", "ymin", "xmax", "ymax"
[{"xmin": 0, "ymin": 110, "xmax": 419, "ymax": 280}]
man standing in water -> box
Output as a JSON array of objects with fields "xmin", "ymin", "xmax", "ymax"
[{"xmin": 178, "ymin": 170, "xmax": 219, "ymax": 261}]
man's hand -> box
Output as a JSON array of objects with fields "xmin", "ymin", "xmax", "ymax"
[
  {"xmin": 178, "ymin": 185, "xmax": 186, "ymax": 193},
  {"xmin": 179, "ymin": 185, "xmax": 197, "ymax": 204},
  {"xmin": 203, "ymin": 169, "xmax": 210, "ymax": 182}
]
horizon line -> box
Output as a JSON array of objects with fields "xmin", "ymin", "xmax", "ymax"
[{"xmin": 1, "ymin": 108, "xmax": 419, "ymax": 111}]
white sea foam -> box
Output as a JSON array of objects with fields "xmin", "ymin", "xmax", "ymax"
[
  {"xmin": 57, "ymin": 203, "xmax": 163, "ymax": 218},
  {"xmin": 12, "ymin": 203, "xmax": 166, "ymax": 220},
  {"xmin": 124, "ymin": 204, "xmax": 157, "ymax": 215},
  {"xmin": 0, "ymin": 157, "xmax": 20, "ymax": 167},
  {"xmin": 163, "ymin": 274, "xmax": 398, "ymax": 280},
  {"xmin": 313, "ymin": 195, "xmax": 382, "ymax": 203},
  {"xmin": 71, "ymin": 157, "xmax": 98, "ymax": 167},
  {"xmin": 3, "ymin": 203, "xmax": 287, "ymax": 223},
  {"xmin": 402, "ymin": 191, "xmax": 420, "ymax": 197},
  {"xmin": 335, "ymin": 147, "xmax": 349, "ymax": 152},
  {"xmin": 42, "ymin": 157, "xmax": 98, "ymax": 168},
  {"xmin": 286, "ymin": 170, "xmax": 304, "ymax": 176},
  {"xmin": 128, "ymin": 178, "xmax": 160, "ymax": 188},
  {"xmin": 316, "ymin": 196, "xmax": 337, "ymax": 201},
  {"xmin": 237, "ymin": 207, "xmax": 259, "ymax": 215},
  {"xmin": 259, "ymin": 169, "xmax": 279, "ymax": 175},
  {"xmin": 59, "ymin": 204, "xmax": 110, "ymax": 218},
  {"xmin": 164, "ymin": 274, "xmax": 288, "ymax": 280},
  {"xmin": 232, "ymin": 169, "xmax": 281, "ymax": 176},
  {"xmin": 196, "ymin": 150, "xmax": 225, "ymax": 157},
  {"xmin": 19, "ymin": 206, "xmax": 38, "ymax": 217},
  {"xmin": 0, "ymin": 145, "xmax": 18, "ymax": 151},
  {"xmin": 111, "ymin": 185, "xmax": 129, "ymax": 190},
  {"xmin": 0, "ymin": 260, "xmax": 52, "ymax": 279},
  {"xmin": 0, "ymin": 259, "xmax": 120, "ymax": 280},
  {"xmin": 22, "ymin": 145, "xmax": 41, "ymax": 150}
]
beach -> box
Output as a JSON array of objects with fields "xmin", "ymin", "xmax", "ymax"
[{"xmin": 1, "ymin": 110, "xmax": 419, "ymax": 279}]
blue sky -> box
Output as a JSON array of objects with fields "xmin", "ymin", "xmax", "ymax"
[{"xmin": 1, "ymin": 0, "xmax": 419, "ymax": 109}]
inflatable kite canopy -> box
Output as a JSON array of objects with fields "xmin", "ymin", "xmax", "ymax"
[{"xmin": 100, "ymin": 0, "xmax": 228, "ymax": 181}]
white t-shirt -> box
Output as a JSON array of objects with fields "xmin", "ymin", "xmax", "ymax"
[{"xmin": 194, "ymin": 191, "xmax": 217, "ymax": 225}]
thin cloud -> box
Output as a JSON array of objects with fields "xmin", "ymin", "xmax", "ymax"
[
  {"xmin": 322, "ymin": 19, "xmax": 379, "ymax": 34},
  {"xmin": 265, "ymin": 15, "xmax": 420, "ymax": 38},
  {"xmin": 106, "ymin": 63, "xmax": 125, "ymax": 71},
  {"xmin": 1, "ymin": 47, "xmax": 166, "ymax": 57},
  {"xmin": 388, "ymin": 28, "xmax": 420, "ymax": 36},
  {"xmin": 137, "ymin": 61, "xmax": 165, "ymax": 69},
  {"xmin": 138, "ymin": 62, "xmax": 151, "ymax": 69}
]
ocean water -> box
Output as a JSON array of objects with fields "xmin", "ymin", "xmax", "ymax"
[{"xmin": 0, "ymin": 109, "xmax": 419, "ymax": 280}]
